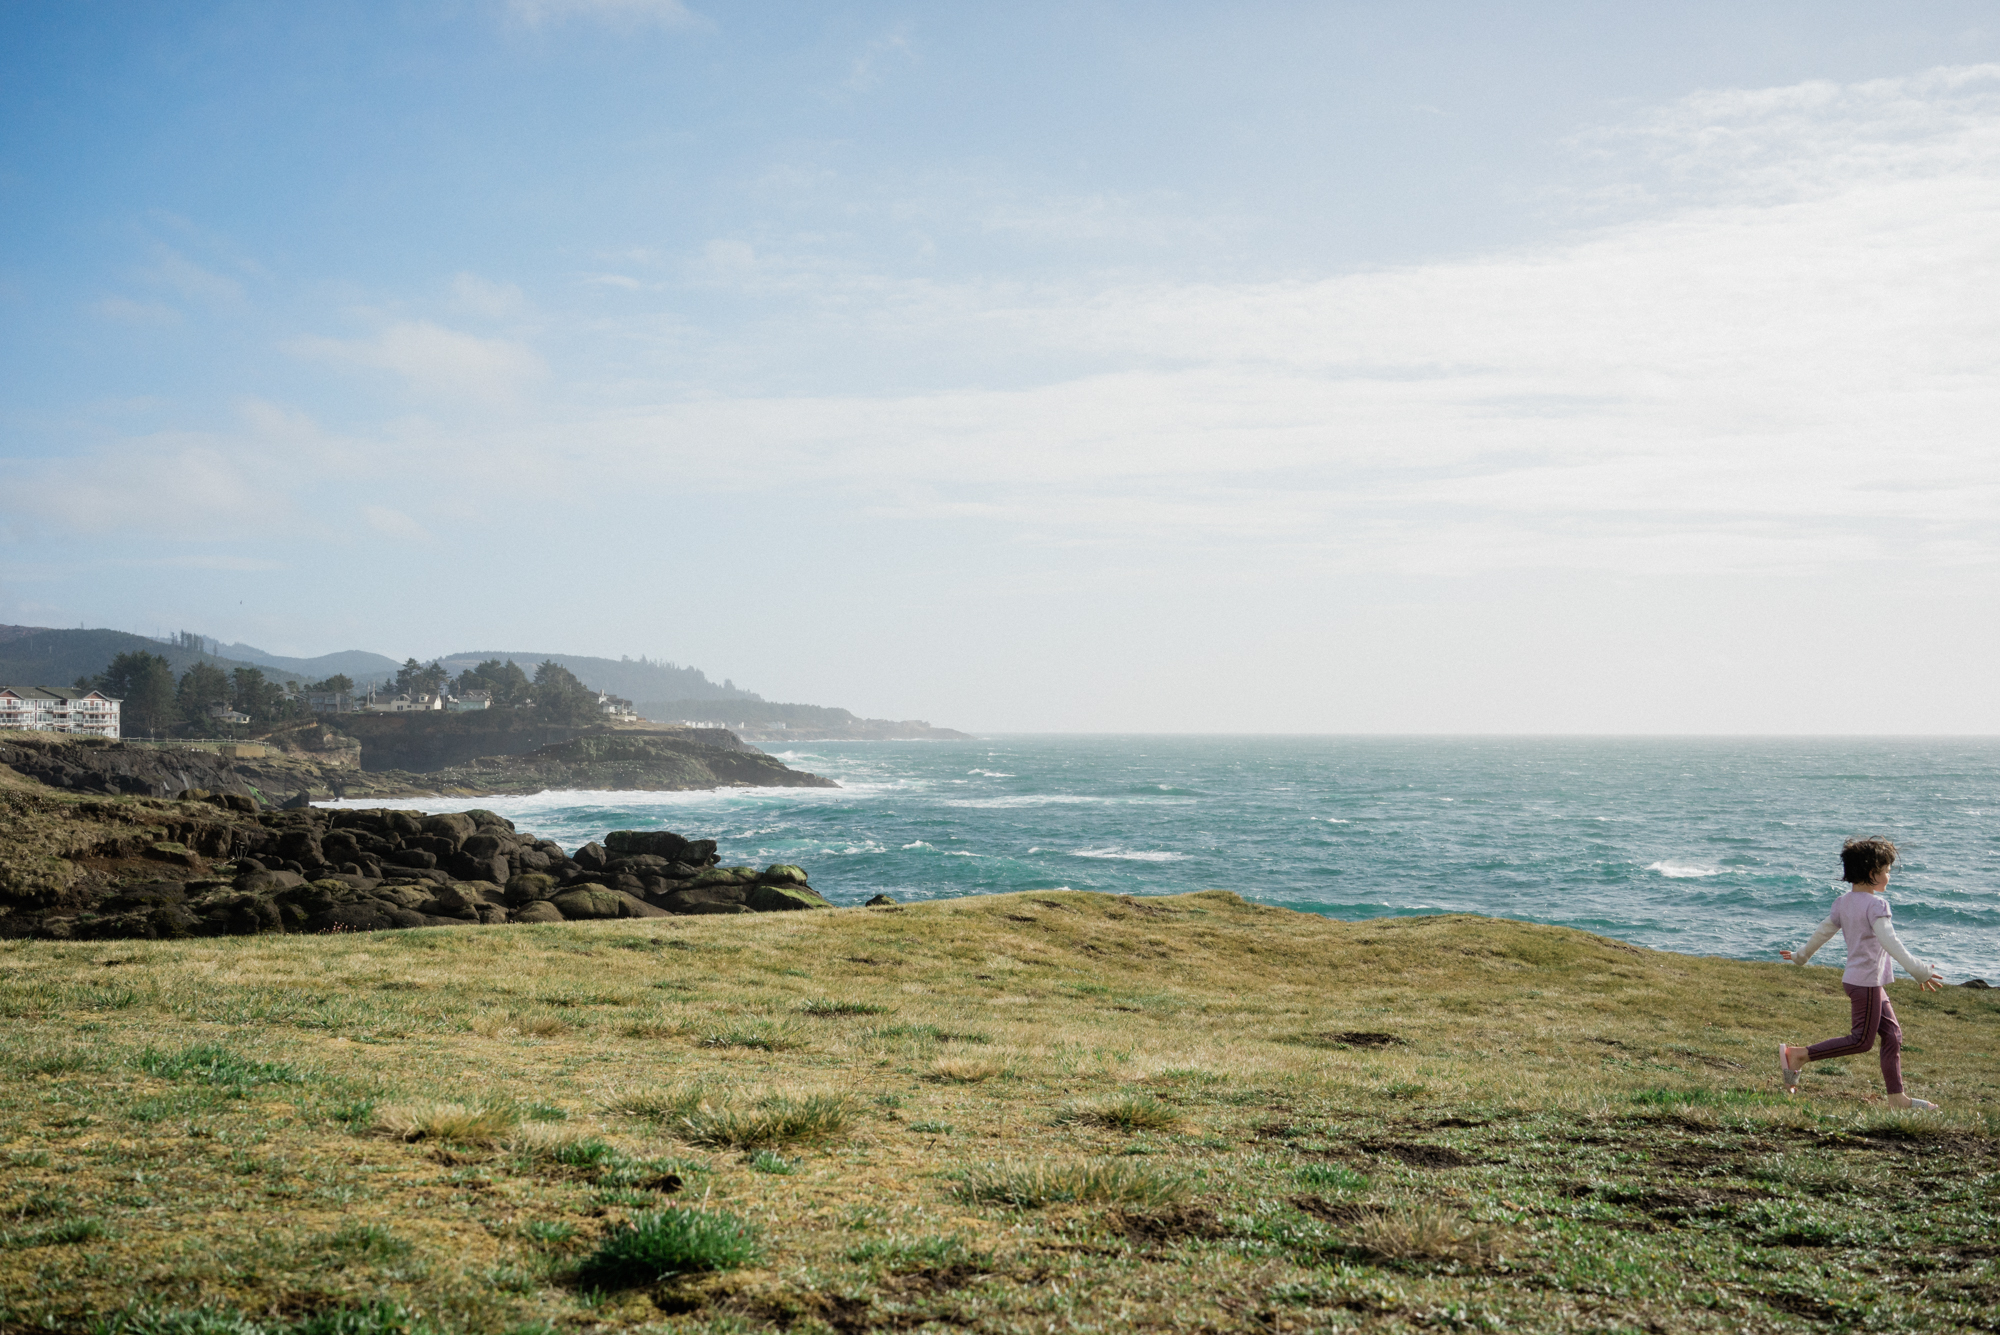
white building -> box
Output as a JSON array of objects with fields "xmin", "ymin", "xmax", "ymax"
[
  {"xmin": 0, "ymin": 687, "xmax": 122, "ymax": 738},
  {"xmin": 447, "ymin": 691, "xmax": 492, "ymax": 712}
]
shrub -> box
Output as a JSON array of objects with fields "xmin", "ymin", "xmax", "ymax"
[
  {"xmin": 373, "ymin": 1101, "xmax": 519, "ymax": 1146},
  {"xmin": 951, "ymin": 1161, "xmax": 1187, "ymax": 1209},
  {"xmin": 577, "ymin": 1208, "xmax": 762, "ymax": 1286}
]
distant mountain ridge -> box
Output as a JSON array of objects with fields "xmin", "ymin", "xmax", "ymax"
[
  {"xmin": 208, "ymin": 641, "xmax": 403, "ymax": 683},
  {"xmin": 0, "ymin": 626, "xmax": 302, "ymax": 689}
]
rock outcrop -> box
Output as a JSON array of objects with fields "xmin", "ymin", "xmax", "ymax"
[
  {"xmin": 0, "ymin": 736, "xmax": 262, "ymax": 802},
  {"xmin": 419, "ymin": 732, "xmax": 838, "ymax": 794},
  {"xmin": 0, "ymin": 729, "xmax": 836, "ymax": 804},
  {"xmin": 0, "ymin": 785, "xmax": 833, "ymax": 940}
]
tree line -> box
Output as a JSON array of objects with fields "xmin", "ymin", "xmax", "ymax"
[
  {"xmin": 76, "ymin": 652, "xmax": 616, "ymax": 735},
  {"xmin": 78, "ymin": 652, "xmax": 319, "ymax": 737}
]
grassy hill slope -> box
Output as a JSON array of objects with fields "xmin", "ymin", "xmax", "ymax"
[{"xmin": 0, "ymin": 892, "xmax": 1995, "ymax": 1333}]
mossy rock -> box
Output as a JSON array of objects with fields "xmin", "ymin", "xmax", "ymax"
[
  {"xmin": 760, "ymin": 864, "xmax": 808, "ymax": 885},
  {"xmin": 745, "ymin": 883, "xmax": 832, "ymax": 913},
  {"xmin": 552, "ymin": 888, "xmax": 627, "ymax": 920},
  {"xmin": 504, "ymin": 872, "xmax": 559, "ymax": 906},
  {"xmin": 510, "ymin": 900, "xmax": 564, "ymax": 924}
]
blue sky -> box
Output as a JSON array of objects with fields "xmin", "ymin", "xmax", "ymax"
[{"xmin": 4, "ymin": 2, "xmax": 1999, "ymax": 731}]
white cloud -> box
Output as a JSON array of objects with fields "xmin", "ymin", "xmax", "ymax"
[
  {"xmin": 844, "ymin": 26, "xmax": 915, "ymax": 93},
  {"xmin": 450, "ymin": 272, "xmax": 526, "ymax": 318},
  {"xmin": 290, "ymin": 320, "xmax": 546, "ymax": 401},
  {"xmin": 362, "ymin": 506, "xmax": 437, "ymax": 543},
  {"xmin": 142, "ymin": 245, "xmax": 244, "ymax": 306},
  {"xmin": 21, "ymin": 66, "xmax": 2000, "ymax": 590}
]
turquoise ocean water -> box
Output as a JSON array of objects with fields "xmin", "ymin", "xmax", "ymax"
[{"xmin": 322, "ymin": 737, "xmax": 1999, "ymax": 980}]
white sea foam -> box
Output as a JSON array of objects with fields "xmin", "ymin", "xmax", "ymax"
[
  {"xmin": 902, "ymin": 841, "xmax": 933, "ymax": 849},
  {"xmin": 1071, "ymin": 847, "xmax": 1187, "ymax": 862},
  {"xmin": 968, "ymin": 769, "xmax": 1016, "ymax": 777},
  {"xmin": 1648, "ymin": 860, "xmax": 1723, "ymax": 879}
]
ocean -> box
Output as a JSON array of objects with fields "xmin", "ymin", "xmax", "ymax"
[{"xmin": 320, "ymin": 736, "xmax": 2000, "ymax": 981}]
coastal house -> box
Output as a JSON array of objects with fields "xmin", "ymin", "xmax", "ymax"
[
  {"xmin": 360, "ymin": 692, "xmax": 442, "ymax": 713},
  {"xmin": 0, "ymin": 687, "xmax": 122, "ymax": 738},
  {"xmin": 447, "ymin": 691, "xmax": 491, "ymax": 712},
  {"xmin": 205, "ymin": 702, "xmax": 252, "ymax": 725},
  {"xmin": 598, "ymin": 692, "xmax": 638, "ymax": 721},
  {"xmin": 307, "ymin": 691, "xmax": 357, "ymax": 714}
]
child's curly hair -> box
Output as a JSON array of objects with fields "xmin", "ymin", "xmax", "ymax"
[{"xmin": 1840, "ymin": 837, "xmax": 1898, "ymax": 885}]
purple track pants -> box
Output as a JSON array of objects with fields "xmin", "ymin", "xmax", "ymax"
[{"xmin": 1806, "ymin": 982, "xmax": 1903, "ymax": 1095}]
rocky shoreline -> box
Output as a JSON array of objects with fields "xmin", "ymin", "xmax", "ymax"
[
  {"xmin": 0, "ymin": 729, "xmax": 836, "ymax": 805},
  {"xmin": 0, "ymin": 788, "xmax": 838, "ymax": 941}
]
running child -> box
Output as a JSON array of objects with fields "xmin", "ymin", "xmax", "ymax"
[{"xmin": 1776, "ymin": 836, "xmax": 1943, "ymax": 1108}]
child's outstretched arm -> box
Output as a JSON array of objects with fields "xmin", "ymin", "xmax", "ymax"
[
  {"xmin": 1780, "ymin": 916, "xmax": 1838, "ymax": 965},
  {"xmin": 1872, "ymin": 918, "xmax": 1946, "ymax": 991}
]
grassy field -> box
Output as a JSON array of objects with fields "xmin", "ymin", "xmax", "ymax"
[{"xmin": 1, "ymin": 889, "xmax": 1996, "ymax": 1334}]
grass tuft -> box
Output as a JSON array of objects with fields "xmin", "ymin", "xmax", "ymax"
[
  {"xmin": 799, "ymin": 997, "xmax": 890, "ymax": 1016},
  {"xmin": 1351, "ymin": 1205, "xmax": 1518, "ymax": 1265},
  {"xmin": 576, "ymin": 1207, "xmax": 762, "ymax": 1286},
  {"xmin": 1293, "ymin": 1163, "xmax": 1369, "ymax": 1193},
  {"xmin": 136, "ymin": 1043, "xmax": 301, "ymax": 1094},
  {"xmin": 1064, "ymin": 1094, "xmax": 1180, "ymax": 1132},
  {"xmin": 951, "ymin": 1160, "xmax": 1188, "ymax": 1209},
  {"xmin": 605, "ymin": 1082, "xmax": 709, "ymax": 1123},
  {"xmin": 325, "ymin": 1223, "xmax": 412, "ymax": 1260},
  {"xmin": 927, "ymin": 1055, "xmax": 1005, "ymax": 1083},
  {"xmin": 696, "ymin": 1022, "xmax": 805, "ymax": 1051},
  {"xmin": 372, "ymin": 1101, "xmax": 518, "ymax": 1146},
  {"xmin": 678, "ymin": 1092, "xmax": 853, "ymax": 1149},
  {"xmin": 2, "ymin": 1215, "xmax": 108, "ymax": 1248},
  {"xmin": 748, "ymin": 1150, "xmax": 796, "ymax": 1174}
]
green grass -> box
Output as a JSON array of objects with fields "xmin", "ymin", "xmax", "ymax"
[
  {"xmin": 1292, "ymin": 1162, "xmax": 1369, "ymax": 1192},
  {"xmin": 677, "ymin": 1093, "xmax": 853, "ymax": 1149},
  {"xmin": 950, "ymin": 1160, "xmax": 1189, "ymax": 1208},
  {"xmin": 1, "ymin": 885, "xmax": 1996, "ymax": 1332},
  {"xmin": 135, "ymin": 1042, "xmax": 302, "ymax": 1093},
  {"xmin": 576, "ymin": 1208, "xmax": 762, "ymax": 1286},
  {"xmin": 797, "ymin": 997, "xmax": 890, "ymax": 1016},
  {"xmin": 1063, "ymin": 1093, "xmax": 1181, "ymax": 1131}
]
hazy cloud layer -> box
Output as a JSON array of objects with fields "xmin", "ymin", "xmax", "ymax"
[{"xmin": 7, "ymin": 59, "xmax": 1999, "ymax": 729}]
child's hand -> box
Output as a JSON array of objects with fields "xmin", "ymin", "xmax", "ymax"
[
  {"xmin": 1779, "ymin": 949, "xmax": 1797, "ymax": 963},
  {"xmin": 1921, "ymin": 971, "xmax": 1945, "ymax": 992}
]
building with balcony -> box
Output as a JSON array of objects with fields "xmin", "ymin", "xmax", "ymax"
[{"xmin": 0, "ymin": 687, "xmax": 122, "ymax": 738}]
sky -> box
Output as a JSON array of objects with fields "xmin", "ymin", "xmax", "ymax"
[{"xmin": 3, "ymin": 2, "xmax": 1998, "ymax": 733}]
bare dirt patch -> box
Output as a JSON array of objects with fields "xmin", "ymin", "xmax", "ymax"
[{"xmin": 1363, "ymin": 1141, "xmax": 1479, "ymax": 1169}]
